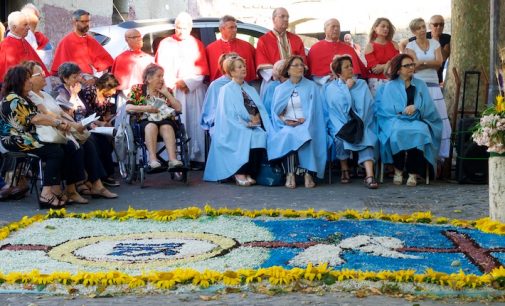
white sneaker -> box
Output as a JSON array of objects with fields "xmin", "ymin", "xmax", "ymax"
[
  {"xmin": 148, "ymin": 160, "xmax": 161, "ymax": 169},
  {"xmin": 393, "ymin": 170, "xmax": 403, "ymax": 185},
  {"xmin": 406, "ymin": 174, "xmax": 417, "ymax": 187},
  {"xmin": 168, "ymin": 160, "xmax": 183, "ymax": 169}
]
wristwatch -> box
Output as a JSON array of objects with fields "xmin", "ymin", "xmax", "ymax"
[{"xmin": 54, "ymin": 119, "xmax": 62, "ymax": 127}]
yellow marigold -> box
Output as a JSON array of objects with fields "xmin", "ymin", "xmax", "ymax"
[
  {"xmin": 237, "ymin": 269, "xmax": 262, "ymax": 284},
  {"xmin": 304, "ymin": 262, "xmax": 330, "ymax": 281},
  {"xmin": 128, "ymin": 277, "xmax": 146, "ymax": 288},
  {"xmin": 72, "ymin": 272, "xmax": 100, "ymax": 286},
  {"xmin": 29, "ymin": 271, "xmax": 53, "ymax": 285},
  {"xmin": 101, "ymin": 271, "xmax": 130, "ymax": 286},
  {"xmin": 331, "ymin": 269, "xmax": 357, "ymax": 281},
  {"xmin": 155, "ymin": 279, "xmax": 176, "ymax": 289},
  {"xmin": 222, "ymin": 270, "xmax": 241, "ymax": 286},
  {"xmin": 51, "ymin": 271, "xmax": 73, "ymax": 285},
  {"xmin": 192, "ymin": 270, "xmax": 221, "ymax": 288},
  {"xmin": 172, "ymin": 268, "xmax": 198, "ymax": 283},
  {"xmin": 266, "ymin": 266, "xmax": 296, "ymax": 285},
  {"xmin": 496, "ymin": 95, "xmax": 505, "ymax": 113}
]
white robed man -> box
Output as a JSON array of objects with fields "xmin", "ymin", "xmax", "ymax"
[{"xmin": 155, "ymin": 12, "xmax": 209, "ymax": 165}]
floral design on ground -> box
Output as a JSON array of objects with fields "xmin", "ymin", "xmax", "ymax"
[{"xmin": 1, "ymin": 205, "xmax": 505, "ymax": 293}]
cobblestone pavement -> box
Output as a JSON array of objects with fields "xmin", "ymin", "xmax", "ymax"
[{"xmin": 0, "ymin": 171, "xmax": 497, "ymax": 305}]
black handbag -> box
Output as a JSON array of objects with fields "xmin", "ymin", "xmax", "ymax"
[{"xmin": 336, "ymin": 107, "xmax": 364, "ymax": 144}]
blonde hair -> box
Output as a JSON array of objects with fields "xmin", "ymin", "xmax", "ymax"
[
  {"xmin": 368, "ymin": 17, "xmax": 395, "ymax": 42},
  {"xmin": 409, "ymin": 18, "xmax": 425, "ymax": 33},
  {"xmin": 0, "ymin": 22, "xmax": 5, "ymax": 42}
]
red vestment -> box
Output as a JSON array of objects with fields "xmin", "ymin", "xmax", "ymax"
[
  {"xmin": 111, "ymin": 50, "xmax": 154, "ymax": 90},
  {"xmin": 34, "ymin": 32, "xmax": 50, "ymax": 50},
  {"xmin": 308, "ymin": 40, "xmax": 367, "ymax": 77},
  {"xmin": 365, "ymin": 41, "xmax": 399, "ymax": 79},
  {"xmin": 155, "ymin": 34, "xmax": 209, "ymax": 88},
  {"xmin": 0, "ymin": 36, "xmax": 48, "ymax": 82},
  {"xmin": 51, "ymin": 32, "xmax": 113, "ymax": 75},
  {"xmin": 255, "ymin": 31, "xmax": 306, "ymax": 70},
  {"xmin": 206, "ymin": 38, "xmax": 256, "ymax": 82}
]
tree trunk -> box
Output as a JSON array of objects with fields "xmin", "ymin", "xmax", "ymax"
[
  {"xmin": 445, "ymin": 0, "xmax": 505, "ymax": 116},
  {"xmin": 489, "ymin": 155, "xmax": 505, "ymax": 222}
]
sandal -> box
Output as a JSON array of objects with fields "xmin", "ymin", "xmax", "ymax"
[
  {"xmin": 39, "ymin": 194, "xmax": 65, "ymax": 209},
  {"xmin": 364, "ymin": 176, "xmax": 379, "ymax": 189},
  {"xmin": 67, "ymin": 192, "xmax": 89, "ymax": 204},
  {"xmin": 76, "ymin": 182, "xmax": 92, "ymax": 195},
  {"xmin": 91, "ymin": 188, "xmax": 118, "ymax": 199},
  {"xmin": 52, "ymin": 192, "xmax": 68, "ymax": 205},
  {"xmin": 341, "ymin": 170, "xmax": 351, "ymax": 184}
]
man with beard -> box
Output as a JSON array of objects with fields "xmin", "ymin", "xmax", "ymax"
[{"xmin": 51, "ymin": 9, "xmax": 113, "ymax": 78}]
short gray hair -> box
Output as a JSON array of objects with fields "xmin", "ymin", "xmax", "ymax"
[
  {"xmin": 219, "ymin": 15, "xmax": 236, "ymax": 28},
  {"xmin": 57, "ymin": 62, "xmax": 82, "ymax": 83},
  {"xmin": 72, "ymin": 9, "xmax": 90, "ymax": 21},
  {"xmin": 21, "ymin": 3, "xmax": 40, "ymax": 18},
  {"xmin": 7, "ymin": 11, "xmax": 26, "ymax": 29}
]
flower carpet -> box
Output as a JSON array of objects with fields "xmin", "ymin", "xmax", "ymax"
[{"xmin": 2, "ymin": 205, "xmax": 505, "ymax": 297}]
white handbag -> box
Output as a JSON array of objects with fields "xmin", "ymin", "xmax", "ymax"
[{"xmin": 36, "ymin": 125, "xmax": 67, "ymax": 144}]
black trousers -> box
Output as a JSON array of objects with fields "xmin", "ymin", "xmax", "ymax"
[
  {"xmin": 89, "ymin": 133, "xmax": 114, "ymax": 178},
  {"xmin": 392, "ymin": 148, "xmax": 427, "ymax": 176},
  {"xmin": 28, "ymin": 142, "xmax": 84, "ymax": 186},
  {"xmin": 82, "ymin": 137, "xmax": 107, "ymax": 183},
  {"xmin": 236, "ymin": 148, "xmax": 265, "ymax": 177}
]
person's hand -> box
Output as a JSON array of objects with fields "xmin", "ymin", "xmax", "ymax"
[
  {"xmin": 403, "ymin": 105, "xmax": 416, "ymax": 116},
  {"xmin": 70, "ymin": 82, "xmax": 82, "ymax": 96},
  {"xmin": 57, "ymin": 120, "xmax": 71, "ymax": 132},
  {"xmin": 145, "ymin": 105, "xmax": 159, "ymax": 113},
  {"xmin": 159, "ymin": 85, "xmax": 173, "ymax": 98},
  {"xmin": 71, "ymin": 122, "xmax": 86, "ymax": 133},
  {"xmin": 175, "ymin": 80, "xmax": 189, "ymax": 94},
  {"xmin": 345, "ymin": 78, "xmax": 355, "ymax": 89},
  {"xmin": 249, "ymin": 114, "xmax": 261, "ymax": 127},
  {"xmin": 371, "ymin": 64, "xmax": 383, "ymax": 74},
  {"xmin": 297, "ymin": 118, "xmax": 305, "ymax": 124}
]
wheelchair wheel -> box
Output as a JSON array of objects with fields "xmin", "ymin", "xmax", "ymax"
[{"xmin": 122, "ymin": 124, "xmax": 137, "ymax": 184}]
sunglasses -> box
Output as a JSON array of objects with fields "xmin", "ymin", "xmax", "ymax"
[
  {"xmin": 401, "ymin": 63, "xmax": 416, "ymax": 69},
  {"xmin": 431, "ymin": 23, "xmax": 444, "ymax": 27}
]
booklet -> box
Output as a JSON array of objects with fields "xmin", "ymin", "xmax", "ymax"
[
  {"xmin": 80, "ymin": 113, "xmax": 101, "ymax": 126},
  {"xmin": 90, "ymin": 127, "xmax": 115, "ymax": 136}
]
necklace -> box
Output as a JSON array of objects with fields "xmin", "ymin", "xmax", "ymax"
[{"xmin": 417, "ymin": 39, "xmax": 429, "ymax": 55}]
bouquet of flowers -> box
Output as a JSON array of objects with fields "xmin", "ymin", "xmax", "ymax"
[{"xmin": 472, "ymin": 48, "xmax": 505, "ymax": 154}]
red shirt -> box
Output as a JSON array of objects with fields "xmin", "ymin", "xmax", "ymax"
[
  {"xmin": 256, "ymin": 31, "xmax": 306, "ymax": 70},
  {"xmin": 206, "ymin": 38, "xmax": 256, "ymax": 82},
  {"xmin": 0, "ymin": 35, "xmax": 48, "ymax": 82},
  {"xmin": 51, "ymin": 32, "xmax": 113, "ymax": 75},
  {"xmin": 308, "ymin": 40, "xmax": 366, "ymax": 77},
  {"xmin": 365, "ymin": 41, "xmax": 399, "ymax": 79},
  {"xmin": 111, "ymin": 50, "xmax": 154, "ymax": 90}
]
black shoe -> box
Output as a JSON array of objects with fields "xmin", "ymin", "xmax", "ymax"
[{"xmin": 102, "ymin": 177, "xmax": 120, "ymax": 187}]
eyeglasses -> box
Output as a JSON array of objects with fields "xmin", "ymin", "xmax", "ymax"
[
  {"xmin": 127, "ymin": 35, "xmax": 142, "ymax": 39},
  {"xmin": 401, "ymin": 63, "xmax": 416, "ymax": 69},
  {"xmin": 431, "ymin": 23, "xmax": 444, "ymax": 27},
  {"xmin": 32, "ymin": 72, "xmax": 45, "ymax": 77}
]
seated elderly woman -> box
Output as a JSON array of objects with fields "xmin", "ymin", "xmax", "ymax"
[
  {"xmin": 126, "ymin": 63, "xmax": 183, "ymax": 169},
  {"xmin": 25, "ymin": 61, "xmax": 116, "ymax": 201},
  {"xmin": 269, "ymin": 55, "xmax": 327, "ymax": 189},
  {"xmin": 376, "ymin": 53, "xmax": 442, "ymax": 187},
  {"xmin": 324, "ymin": 55, "xmax": 378, "ymax": 189},
  {"xmin": 200, "ymin": 52, "xmax": 237, "ymax": 136},
  {"xmin": 203, "ymin": 56, "xmax": 270, "ymax": 186},
  {"xmin": 54, "ymin": 62, "xmax": 118, "ymax": 198},
  {"xmin": 0, "ymin": 66, "xmax": 83, "ymax": 208}
]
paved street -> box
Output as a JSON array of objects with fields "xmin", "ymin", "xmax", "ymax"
[{"xmin": 0, "ymin": 170, "xmax": 498, "ymax": 305}]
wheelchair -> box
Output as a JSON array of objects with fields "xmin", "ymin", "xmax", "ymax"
[{"xmin": 116, "ymin": 113, "xmax": 190, "ymax": 187}]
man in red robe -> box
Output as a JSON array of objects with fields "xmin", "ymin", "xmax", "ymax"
[
  {"xmin": 206, "ymin": 15, "xmax": 256, "ymax": 82},
  {"xmin": 111, "ymin": 29, "xmax": 154, "ymax": 105},
  {"xmin": 308, "ymin": 18, "xmax": 367, "ymax": 85},
  {"xmin": 255, "ymin": 7, "xmax": 306, "ymax": 97},
  {"xmin": 21, "ymin": 3, "xmax": 53, "ymax": 68},
  {"xmin": 155, "ymin": 12, "xmax": 209, "ymax": 164},
  {"xmin": 51, "ymin": 9, "xmax": 113, "ymax": 77},
  {"xmin": 0, "ymin": 11, "xmax": 48, "ymax": 82}
]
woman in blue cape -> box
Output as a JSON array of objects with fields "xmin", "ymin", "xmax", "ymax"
[
  {"xmin": 375, "ymin": 54, "xmax": 442, "ymax": 187},
  {"xmin": 269, "ymin": 55, "xmax": 327, "ymax": 188},
  {"xmin": 200, "ymin": 53, "xmax": 237, "ymax": 136},
  {"xmin": 203, "ymin": 56, "xmax": 271, "ymax": 186},
  {"xmin": 324, "ymin": 55, "xmax": 379, "ymax": 188}
]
